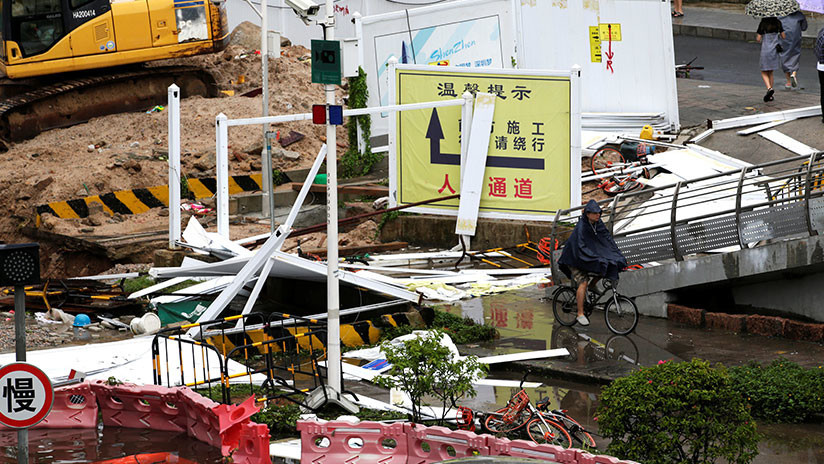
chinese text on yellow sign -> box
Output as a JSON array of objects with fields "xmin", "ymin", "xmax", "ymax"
[{"xmin": 395, "ymin": 67, "xmax": 572, "ymax": 217}]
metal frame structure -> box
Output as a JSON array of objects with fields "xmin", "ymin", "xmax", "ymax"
[
  {"xmin": 152, "ymin": 311, "xmax": 330, "ymax": 406},
  {"xmin": 549, "ymin": 152, "xmax": 824, "ymax": 280}
]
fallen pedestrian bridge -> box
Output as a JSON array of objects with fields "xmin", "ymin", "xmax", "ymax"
[{"xmin": 549, "ymin": 152, "xmax": 824, "ymax": 321}]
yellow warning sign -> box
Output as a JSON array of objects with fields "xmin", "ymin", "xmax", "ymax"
[
  {"xmin": 394, "ymin": 67, "xmax": 573, "ymax": 216},
  {"xmin": 598, "ymin": 23, "xmax": 622, "ymax": 42},
  {"xmin": 589, "ymin": 26, "xmax": 602, "ymax": 63}
]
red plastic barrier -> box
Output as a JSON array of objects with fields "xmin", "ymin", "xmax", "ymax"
[
  {"xmin": 576, "ymin": 452, "xmax": 640, "ymax": 464},
  {"xmin": 232, "ymin": 422, "xmax": 271, "ymax": 464},
  {"xmin": 91, "ymin": 381, "xmax": 187, "ymax": 433},
  {"xmin": 405, "ymin": 423, "xmax": 490, "ymax": 464},
  {"xmin": 213, "ymin": 396, "xmax": 260, "ymax": 455},
  {"xmin": 0, "ymin": 382, "xmax": 98, "ymax": 430},
  {"xmin": 487, "ymin": 436, "xmax": 573, "ymax": 463},
  {"xmin": 297, "ymin": 419, "xmax": 409, "ymax": 464},
  {"xmin": 175, "ymin": 387, "xmax": 221, "ymax": 449}
]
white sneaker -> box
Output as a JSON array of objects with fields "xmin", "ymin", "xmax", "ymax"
[{"xmin": 576, "ymin": 315, "xmax": 590, "ymax": 326}]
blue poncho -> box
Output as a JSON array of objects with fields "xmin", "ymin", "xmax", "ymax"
[{"xmin": 558, "ymin": 200, "xmax": 627, "ymax": 281}]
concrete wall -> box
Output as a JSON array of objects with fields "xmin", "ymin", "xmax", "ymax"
[{"xmin": 620, "ymin": 235, "xmax": 824, "ymax": 321}]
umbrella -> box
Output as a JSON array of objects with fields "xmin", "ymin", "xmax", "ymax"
[
  {"xmin": 798, "ymin": 0, "xmax": 824, "ymax": 13},
  {"xmin": 745, "ymin": 0, "xmax": 800, "ymax": 17}
]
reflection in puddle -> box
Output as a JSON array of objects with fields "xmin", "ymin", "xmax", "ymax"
[{"xmin": 0, "ymin": 425, "xmax": 222, "ymax": 464}]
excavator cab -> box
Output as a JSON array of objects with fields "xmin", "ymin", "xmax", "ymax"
[{"xmin": 1, "ymin": 0, "xmax": 229, "ymax": 78}]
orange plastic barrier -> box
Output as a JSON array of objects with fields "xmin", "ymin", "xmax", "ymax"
[
  {"xmin": 232, "ymin": 422, "xmax": 272, "ymax": 464},
  {"xmin": 91, "ymin": 381, "xmax": 187, "ymax": 433},
  {"xmin": 406, "ymin": 423, "xmax": 490, "ymax": 463}
]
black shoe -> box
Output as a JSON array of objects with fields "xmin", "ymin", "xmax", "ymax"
[{"xmin": 763, "ymin": 88, "xmax": 774, "ymax": 102}]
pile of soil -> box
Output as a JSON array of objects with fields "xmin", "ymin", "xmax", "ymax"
[{"xmin": 0, "ymin": 22, "xmax": 380, "ymax": 277}]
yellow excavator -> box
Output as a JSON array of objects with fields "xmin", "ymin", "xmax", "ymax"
[{"xmin": 0, "ymin": 0, "xmax": 230, "ymax": 144}]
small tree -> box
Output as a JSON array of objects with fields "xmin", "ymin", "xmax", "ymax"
[
  {"xmin": 596, "ymin": 359, "xmax": 760, "ymax": 464},
  {"xmin": 374, "ymin": 329, "xmax": 487, "ymax": 425}
]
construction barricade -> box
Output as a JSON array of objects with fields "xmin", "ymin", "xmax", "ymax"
[
  {"xmin": 14, "ymin": 380, "xmax": 270, "ymax": 461},
  {"xmin": 298, "ymin": 419, "xmax": 640, "ymax": 464},
  {"xmin": 91, "ymin": 380, "xmax": 188, "ymax": 433},
  {"xmin": 297, "ymin": 419, "xmax": 410, "ymax": 464},
  {"xmin": 0, "ymin": 381, "xmax": 98, "ymax": 429}
]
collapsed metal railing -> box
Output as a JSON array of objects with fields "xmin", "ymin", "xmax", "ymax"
[
  {"xmin": 550, "ymin": 152, "xmax": 824, "ymax": 276},
  {"xmin": 152, "ymin": 312, "xmax": 331, "ymax": 406}
]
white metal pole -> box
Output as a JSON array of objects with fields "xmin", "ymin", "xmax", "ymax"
[
  {"xmin": 387, "ymin": 56, "xmax": 398, "ymax": 207},
  {"xmin": 458, "ymin": 90, "xmax": 474, "ymax": 251},
  {"xmin": 216, "ymin": 113, "xmax": 230, "ymax": 237},
  {"xmin": 324, "ymin": 0, "xmax": 342, "ymax": 396},
  {"xmin": 570, "ymin": 65, "xmax": 582, "ymax": 207},
  {"xmin": 14, "ymin": 287, "xmax": 27, "ymax": 464},
  {"xmin": 353, "ymin": 12, "xmax": 365, "ymax": 154},
  {"xmin": 261, "ymin": 0, "xmax": 274, "ymax": 231},
  {"xmin": 168, "ymin": 84, "xmax": 181, "ymax": 248}
]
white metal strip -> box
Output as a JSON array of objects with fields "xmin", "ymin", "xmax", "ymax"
[
  {"xmin": 456, "ymin": 93, "xmax": 496, "ymax": 236},
  {"xmin": 736, "ymin": 119, "xmax": 789, "ymax": 136},
  {"xmin": 711, "ymin": 106, "xmax": 821, "ymax": 130},
  {"xmin": 477, "ymin": 348, "xmax": 569, "ymax": 364},
  {"xmin": 758, "ymin": 130, "xmax": 819, "ymax": 156}
]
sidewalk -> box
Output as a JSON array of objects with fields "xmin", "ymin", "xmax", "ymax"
[{"xmin": 674, "ymin": 3, "xmax": 824, "ymax": 47}]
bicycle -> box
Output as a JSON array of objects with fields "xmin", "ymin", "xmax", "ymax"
[
  {"xmin": 482, "ymin": 375, "xmax": 572, "ymax": 448},
  {"xmin": 534, "ymin": 398, "xmax": 597, "ymax": 449},
  {"xmin": 551, "ymin": 278, "xmax": 639, "ymax": 335}
]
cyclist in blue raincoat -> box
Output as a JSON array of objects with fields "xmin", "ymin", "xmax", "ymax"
[{"xmin": 558, "ymin": 200, "xmax": 627, "ymax": 326}]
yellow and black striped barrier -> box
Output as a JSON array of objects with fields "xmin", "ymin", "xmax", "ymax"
[{"xmin": 35, "ymin": 174, "xmax": 263, "ymax": 226}]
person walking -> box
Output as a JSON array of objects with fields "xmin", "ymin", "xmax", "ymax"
[
  {"xmin": 779, "ymin": 10, "xmax": 807, "ymax": 90},
  {"xmin": 672, "ymin": 0, "xmax": 683, "ymax": 17},
  {"xmin": 558, "ymin": 200, "xmax": 627, "ymax": 327},
  {"xmin": 756, "ymin": 16, "xmax": 786, "ymax": 102},
  {"xmin": 816, "ymin": 26, "xmax": 824, "ymax": 123}
]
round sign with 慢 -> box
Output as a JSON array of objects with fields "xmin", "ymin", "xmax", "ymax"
[{"xmin": 0, "ymin": 363, "xmax": 53, "ymax": 429}]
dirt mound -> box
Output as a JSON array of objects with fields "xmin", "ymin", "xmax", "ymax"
[{"xmin": 0, "ymin": 23, "xmax": 352, "ymax": 277}]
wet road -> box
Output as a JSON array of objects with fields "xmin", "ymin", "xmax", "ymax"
[
  {"xmin": 0, "ymin": 426, "xmax": 222, "ymax": 464},
  {"xmin": 435, "ymin": 285, "xmax": 824, "ymax": 462}
]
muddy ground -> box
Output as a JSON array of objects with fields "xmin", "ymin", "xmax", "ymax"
[{"xmin": 0, "ymin": 22, "xmax": 387, "ymax": 278}]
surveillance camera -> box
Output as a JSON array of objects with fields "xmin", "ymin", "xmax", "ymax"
[{"xmin": 284, "ymin": 0, "xmax": 320, "ymax": 18}]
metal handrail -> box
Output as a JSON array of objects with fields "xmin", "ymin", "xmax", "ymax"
[{"xmin": 551, "ymin": 152, "xmax": 824, "ymax": 272}]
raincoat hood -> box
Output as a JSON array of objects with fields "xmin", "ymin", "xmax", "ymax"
[{"xmin": 583, "ymin": 199, "xmax": 602, "ymax": 215}]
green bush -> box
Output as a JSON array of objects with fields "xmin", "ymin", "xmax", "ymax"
[
  {"xmin": 341, "ymin": 67, "xmax": 381, "ymax": 178},
  {"xmin": 375, "ymin": 328, "xmax": 488, "ymax": 425},
  {"xmin": 596, "ymin": 359, "xmax": 760, "ymax": 464},
  {"xmin": 728, "ymin": 358, "xmax": 824, "ymax": 423}
]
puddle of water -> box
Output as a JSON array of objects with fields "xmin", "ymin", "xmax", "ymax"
[{"xmin": 0, "ymin": 425, "xmax": 223, "ymax": 464}]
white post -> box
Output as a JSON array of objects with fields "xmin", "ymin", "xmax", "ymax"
[
  {"xmin": 168, "ymin": 84, "xmax": 181, "ymax": 249},
  {"xmin": 570, "ymin": 65, "xmax": 582, "ymax": 207},
  {"xmin": 386, "ymin": 56, "xmax": 398, "ymax": 207},
  {"xmin": 458, "ymin": 90, "xmax": 474, "ymax": 251},
  {"xmin": 324, "ymin": 0, "xmax": 342, "ymax": 398},
  {"xmin": 261, "ymin": 0, "xmax": 274, "ymax": 231},
  {"xmin": 354, "ymin": 12, "xmax": 364, "ymax": 156},
  {"xmin": 216, "ymin": 113, "xmax": 230, "ymax": 237}
]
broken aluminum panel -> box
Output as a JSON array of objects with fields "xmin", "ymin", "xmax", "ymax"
[
  {"xmin": 710, "ymin": 105, "xmax": 822, "ymax": 130},
  {"xmin": 736, "ymin": 119, "xmax": 790, "ymax": 136},
  {"xmin": 688, "ymin": 128, "xmax": 714, "ymax": 144},
  {"xmin": 758, "ymin": 130, "xmax": 819, "ymax": 156},
  {"xmin": 152, "ymin": 252, "xmax": 420, "ymax": 303}
]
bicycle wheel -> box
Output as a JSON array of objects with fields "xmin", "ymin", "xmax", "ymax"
[
  {"xmin": 604, "ymin": 295, "xmax": 639, "ymax": 335},
  {"xmin": 551, "ymin": 286, "xmax": 578, "ymax": 326},
  {"xmin": 559, "ymin": 416, "xmax": 597, "ymax": 449},
  {"xmin": 590, "ymin": 147, "xmax": 625, "ymax": 176},
  {"xmin": 484, "ymin": 407, "xmax": 530, "ymax": 434},
  {"xmin": 605, "ymin": 334, "xmax": 640, "ymax": 365},
  {"xmin": 526, "ymin": 417, "xmax": 572, "ymax": 448}
]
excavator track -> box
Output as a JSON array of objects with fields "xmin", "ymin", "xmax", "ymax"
[{"xmin": 0, "ymin": 66, "xmax": 218, "ymax": 147}]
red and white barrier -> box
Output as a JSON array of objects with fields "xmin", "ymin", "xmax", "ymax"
[
  {"xmin": 406, "ymin": 424, "xmax": 490, "ymax": 463},
  {"xmin": 0, "ymin": 382, "xmax": 99, "ymax": 430},
  {"xmin": 11, "ymin": 380, "xmax": 269, "ymax": 462},
  {"xmin": 298, "ymin": 419, "xmax": 640, "ymax": 464},
  {"xmin": 297, "ymin": 419, "xmax": 410, "ymax": 464},
  {"xmin": 232, "ymin": 422, "xmax": 272, "ymax": 464},
  {"xmin": 91, "ymin": 381, "xmax": 188, "ymax": 433}
]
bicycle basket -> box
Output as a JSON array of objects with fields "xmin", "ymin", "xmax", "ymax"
[{"xmin": 503, "ymin": 390, "xmax": 530, "ymax": 422}]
